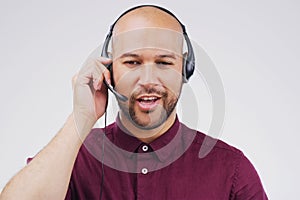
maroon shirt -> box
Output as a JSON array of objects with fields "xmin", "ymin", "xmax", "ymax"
[{"xmin": 65, "ymin": 116, "xmax": 268, "ymax": 199}]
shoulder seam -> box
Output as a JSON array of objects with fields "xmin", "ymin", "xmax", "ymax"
[{"xmin": 230, "ymin": 152, "xmax": 243, "ymax": 198}]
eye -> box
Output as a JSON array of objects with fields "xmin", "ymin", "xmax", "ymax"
[
  {"xmin": 123, "ymin": 60, "xmax": 141, "ymax": 66},
  {"xmin": 156, "ymin": 61, "xmax": 174, "ymax": 66}
]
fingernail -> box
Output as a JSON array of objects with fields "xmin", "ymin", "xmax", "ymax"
[
  {"xmin": 93, "ymin": 80, "xmax": 99, "ymax": 90},
  {"xmin": 107, "ymin": 78, "xmax": 111, "ymax": 85},
  {"xmin": 97, "ymin": 83, "xmax": 102, "ymax": 90}
]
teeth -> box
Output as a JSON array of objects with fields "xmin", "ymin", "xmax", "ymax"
[{"xmin": 141, "ymin": 97, "xmax": 157, "ymax": 101}]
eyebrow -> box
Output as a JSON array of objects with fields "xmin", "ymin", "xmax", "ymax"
[
  {"xmin": 119, "ymin": 53, "xmax": 140, "ymax": 58},
  {"xmin": 155, "ymin": 54, "xmax": 177, "ymax": 59},
  {"xmin": 119, "ymin": 53, "xmax": 177, "ymax": 59}
]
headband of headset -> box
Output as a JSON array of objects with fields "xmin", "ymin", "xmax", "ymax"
[{"xmin": 101, "ymin": 4, "xmax": 195, "ymax": 82}]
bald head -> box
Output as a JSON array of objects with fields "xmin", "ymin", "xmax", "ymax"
[{"xmin": 113, "ymin": 6, "xmax": 183, "ymax": 35}]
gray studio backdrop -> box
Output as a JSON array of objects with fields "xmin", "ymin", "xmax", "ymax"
[{"xmin": 1, "ymin": 0, "xmax": 299, "ymax": 199}]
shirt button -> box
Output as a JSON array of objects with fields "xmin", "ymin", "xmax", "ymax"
[
  {"xmin": 142, "ymin": 145, "xmax": 149, "ymax": 152},
  {"xmin": 141, "ymin": 168, "xmax": 148, "ymax": 174}
]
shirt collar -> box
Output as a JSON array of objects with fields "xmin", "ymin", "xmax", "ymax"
[{"xmin": 112, "ymin": 114, "xmax": 181, "ymax": 162}]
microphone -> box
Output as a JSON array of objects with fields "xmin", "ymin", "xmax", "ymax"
[{"xmin": 103, "ymin": 78, "xmax": 128, "ymax": 102}]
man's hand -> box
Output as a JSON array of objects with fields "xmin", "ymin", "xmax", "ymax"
[
  {"xmin": 72, "ymin": 57, "xmax": 112, "ymax": 139},
  {"xmin": 0, "ymin": 56, "xmax": 112, "ymax": 199}
]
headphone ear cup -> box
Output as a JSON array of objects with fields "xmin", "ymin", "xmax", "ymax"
[
  {"xmin": 183, "ymin": 33, "xmax": 195, "ymax": 82},
  {"xmin": 182, "ymin": 52, "xmax": 195, "ymax": 82},
  {"xmin": 107, "ymin": 63, "xmax": 115, "ymax": 87},
  {"xmin": 182, "ymin": 52, "xmax": 188, "ymax": 83},
  {"xmin": 101, "ymin": 34, "xmax": 115, "ymax": 87},
  {"xmin": 184, "ymin": 55, "xmax": 195, "ymax": 81}
]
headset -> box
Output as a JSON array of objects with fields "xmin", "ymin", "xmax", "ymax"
[{"xmin": 100, "ymin": 4, "xmax": 195, "ymax": 102}]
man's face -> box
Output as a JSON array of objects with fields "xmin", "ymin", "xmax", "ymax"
[
  {"xmin": 109, "ymin": 8, "xmax": 185, "ymax": 131},
  {"xmin": 112, "ymin": 47, "xmax": 183, "ymax": 130}
]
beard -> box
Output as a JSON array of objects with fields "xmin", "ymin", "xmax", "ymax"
[{"xmin": 118, "ymin": 85, "xmax": 180, "ymax": 130}]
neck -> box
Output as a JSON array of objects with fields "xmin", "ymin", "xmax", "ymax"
[{"xmin": 119, "ymin": 110, "xmax": 177, "ymax": 143}]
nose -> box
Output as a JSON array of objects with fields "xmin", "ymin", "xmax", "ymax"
[{"xmin": 138, "ymin": 64, "xmax": 160, "ymax": 85}]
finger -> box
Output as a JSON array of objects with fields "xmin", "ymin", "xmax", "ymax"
[
  {"xmin": 72, "ymin": 73, "xmax": 78, "ymax": 90},
  {"xmin": 104, "ymin": 71, "xmax": 111, "ymax": 85},
  {"xmin": 95, "ymin": 56, "xmax": 112, "ymax": 84},
  {"xmin": 102, "ymin": 66, "xmax": 111, "ymax": 85},
  {"xmin": 96, "ymin": 56, "xmax": 112, "ymax": 65},
  {"xmin": 94, "ymin": 59, "xmax": 112, "ymax": 89},
  {"xmin": 77, "ymin": 58, "xmax": 103, "ymax": 82},
  {"xmin": 93, "ymin": 77, "xmax": 103, "ymax": 91},
  {"xmin": 77, "ymin": 57, "xmax": 111, "ymax": 90},
  {"xmin": 93, "ymin": 67, "xmax": 111, "ymax": 91}
]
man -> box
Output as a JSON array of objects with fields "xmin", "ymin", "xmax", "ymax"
[{"xmin": 0, "ymin": 5, "xmax": 268, "ymax": 200}]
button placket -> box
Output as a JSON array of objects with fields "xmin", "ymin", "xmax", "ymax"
[{"xmin": 137, "ymin": 144, "xmax": 151, "ymax": 176}]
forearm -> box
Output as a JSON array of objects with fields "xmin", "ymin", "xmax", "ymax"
[{"xmin": 0, "ymin": 113, "xmax": 86, "ymax": 200}]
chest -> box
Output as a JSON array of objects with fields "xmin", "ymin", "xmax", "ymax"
[{"xmin": 70, "ymin": 154, "xmax": 235, "ymax": 200}]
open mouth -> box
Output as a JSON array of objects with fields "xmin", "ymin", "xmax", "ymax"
[{"xmin": 136, "ymin": 95, "xmax": 161, "ymax": 111}]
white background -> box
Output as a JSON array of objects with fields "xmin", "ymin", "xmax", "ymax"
[{"xmin": 1, "ymin": 0, "xmax": 299, "ymax": 199}]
